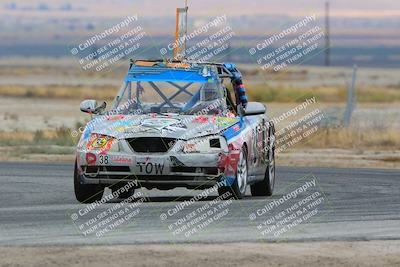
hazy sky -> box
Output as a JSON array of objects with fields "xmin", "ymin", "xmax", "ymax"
[{"xmin": 2, "ymin": 0, "xmax": 400, "ymax": 18}]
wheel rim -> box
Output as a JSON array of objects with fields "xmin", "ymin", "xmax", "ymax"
[
  {"xmin": 268, "ymin": 147, "xmax": 275, "ymax": 187},
  {"xmin": 237, "ymin": 150, "xmax": 248, "ymax": 195}
]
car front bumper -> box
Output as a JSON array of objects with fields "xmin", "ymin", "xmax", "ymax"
[{"xmin": 76, "ymin": 149, "xmax": 236, "ymax": 189}]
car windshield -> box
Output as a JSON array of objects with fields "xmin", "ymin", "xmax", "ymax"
[{"xmin": 113, "ymin": 80, "xmax": 227, "ymax": 115}]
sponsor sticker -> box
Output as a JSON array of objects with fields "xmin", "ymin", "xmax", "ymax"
[
  {"xmin": 87, "ymin": 134, "xmax": 114, "ymax": 151},
  {"xmin": 111, "ymin": 155, "xmax": 133, "ymax": 164},
  {"xmin": 86, "ymin": 152, "xmax": 97, "ymax": 165},
  {"xmin": 135, "ymin": 156, "xmax": 165, "ymax": 175}
]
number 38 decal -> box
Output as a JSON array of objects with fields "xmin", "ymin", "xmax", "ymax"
[{"xmin": 99, "ymin": 155, "xmax": 109, "ymax": 165}]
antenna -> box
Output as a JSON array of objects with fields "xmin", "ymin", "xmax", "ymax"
[{"xmin": 325, "ymin": 1, "xmax": 330, "ymax": 66}]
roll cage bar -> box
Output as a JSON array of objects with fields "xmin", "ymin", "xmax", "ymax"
[{"xmin": 112, "ymin": 59, "xmax": 243, "ymax": 111}]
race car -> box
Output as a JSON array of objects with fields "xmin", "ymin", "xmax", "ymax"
[{"xmin": 74, "ymin": 60, "xmax": 276, "ymax": 203}]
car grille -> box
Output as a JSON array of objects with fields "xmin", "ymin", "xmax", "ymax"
[{"xmin": 126, "ymin": 137, "xmax": 176, "ymax": 153}]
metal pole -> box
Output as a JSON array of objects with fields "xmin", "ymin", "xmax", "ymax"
[
  {"xmin": 343, "ymin": 65, "xmax": 357, "ymax": 127},
  {"xmin": 173, "ymin": 2, "xmax": 189, "ymax": 60},
  {"xmin": 325, "ymin": 1, "xmax": 330, "ymax": 66}
]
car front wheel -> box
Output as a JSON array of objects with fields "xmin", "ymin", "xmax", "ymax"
[
  {"xmin": 218, "ymin": 147, "xmax": 248, "ymax": 199},
  {"xmin": 251, "ymin": 143, "xmax": 275, "ymax": 196},
  {"xmin": 74, "ymin": 162, "xmax": 104, "ymax": 203}
]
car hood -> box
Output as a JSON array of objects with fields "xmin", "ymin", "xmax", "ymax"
[{"xmin": 85, "ymin": 114, "xmax": 240, "ymax": 140}]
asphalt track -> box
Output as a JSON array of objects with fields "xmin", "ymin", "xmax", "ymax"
[{"xmin": 0, "ymin": 162, "xmax": 399, "ymax": 245}]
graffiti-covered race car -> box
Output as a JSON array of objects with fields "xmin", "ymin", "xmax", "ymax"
[{"xmin": 74, "ymin": 60, "xmax": 275, "ymax": 203}]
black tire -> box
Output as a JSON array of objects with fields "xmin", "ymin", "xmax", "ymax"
[
  {"xmin": 218, "ymin": 147, "xmax": 248, "ymax": 200},
  {"xmin": 251, "ymin": 141, "xmax": 275, "ymax": 197},
  {"xmin": 74, "ymin": 162, "xmax": 104, "ymax": 203}
]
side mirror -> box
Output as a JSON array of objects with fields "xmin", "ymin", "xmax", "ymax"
[
  {"xmin": 80, "ymin": 99, "xmax": 106, "ymax": 114},
  {"xmin": 244, "ymin": 102, "xmax": 266, "ymax": 116}
]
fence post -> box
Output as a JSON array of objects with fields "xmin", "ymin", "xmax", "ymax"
[{"xmin": 343, "ymin": 65, "xmax": 357, "ymax": 127}]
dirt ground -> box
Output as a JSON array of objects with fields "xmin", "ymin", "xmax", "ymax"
[{"xmin": 1, "ymin": 241, "xmax": 399, "ymax": 267}]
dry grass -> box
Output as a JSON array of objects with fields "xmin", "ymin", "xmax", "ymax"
[
  {"xmin": 0, "ymin": 127, "xmax": 79, "ymax": 146},
  {"xmin": 0, "ymin": 131, "xmax": 33, "ymax": 144},
  {"xmin": 246, "ymin": 84, "xmax": 400, "ymax": 103},
  {"xmin": 0, "ymin": 127, "xmax": 398, "ymax": 167},
  {"xmin": 294, "ymin": 127, "xmax": 400, "ymax": 150},
  {"xmin": 0, "ymin": 85, "xmax": 116, "ymax": 101},
  {"xmin": 1, "ymin": 83, "xmax": 399, "ymax": 103},
  {"xmin": 1, "ymin": 59, "xmax": 399, "ymax": 103},
  {"xmin": 1, "ymin": 126, "xmax": 398, "ymax": 151}
]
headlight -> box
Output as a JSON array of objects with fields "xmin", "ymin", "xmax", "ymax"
[
  {"xmin": 182, "ymin": 136, "xmax": 228, "ymax": 153},
  {"xmin": 86, "ymin": 134, "xmax": 119, "ymax": 152}
]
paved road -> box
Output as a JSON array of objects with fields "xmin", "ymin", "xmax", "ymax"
[{"xmin": 0, "ymin": 162, "xmax": 399, "ymax": 245}]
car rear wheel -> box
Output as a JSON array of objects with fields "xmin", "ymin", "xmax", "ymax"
[
  {"xmin": 74, "ymin": 162, "xmax": 104, "ymax": 203},
  {"xmin": 251, "ymin": 142, "xmax": 275, "ymax": 197},
  {"xmin": 218, "ymin": 147, "xmax": 248, "ymax": 199}
]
